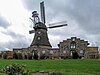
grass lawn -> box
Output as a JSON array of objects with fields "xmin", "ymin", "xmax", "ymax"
[{"xmin": 0, "ymin": 59, "xmax": 100, "ymax": 75}]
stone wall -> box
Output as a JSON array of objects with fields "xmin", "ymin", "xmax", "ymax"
[
  {"xmin": 85, "ymin": 47, "xmax": 99, "ymax": 59},
  {"xmin": 12, "ymin": 37, "xmax": 99, "ymax": 59},
  {"xmin": 58, "ymin": 37, "xmax": 89, "ymax": 58}
]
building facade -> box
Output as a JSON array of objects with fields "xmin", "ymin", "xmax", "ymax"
[
  {"xmin": 13, "ymin": 37, "xmax": 99, "ymax": 59},
  {"xmin": 86, "ymin": 47, "xmax": 99, "ymax": 59},
  {"xmin": 58, "ymin": 37, "xmax": 98, "ymax": 59}
]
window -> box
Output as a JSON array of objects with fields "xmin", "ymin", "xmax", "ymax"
[
  {"xmin": 63, "ymin": 51, "xmax": 66, "ymax": 53},
  {"xmin": 80, "ymin": 50, "xmax": 83, "ymax": 53},
  {"xmin": 70, "ymin": 45, "xmax": 76, "ymax": 48},
  {"xmin": 18, "ymin": 50, "xmax": 21, "ymax": 53},
  {"xmin": 50, "ymin": 51, "xmax": 53, "ymax": 54},
  {"xmin": 72, "ymin": 38, "xmax": 75, "ymax": 41},
  {"xmin": 42, "ymin": 51, "xmax": 45, "ymax": 54},
  {"xmin": 37, "ymin": 37, "xmax": 40, "ymax": 40},
  {"xmin": 38, "ymin": 31, "xmax": 41, "ymax": 34},
  {"xmin": 70, "ymin": 41, "xmax": 76, "ymax": 49}
]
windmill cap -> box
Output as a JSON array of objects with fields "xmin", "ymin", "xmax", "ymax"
[{"xmin": 34, "ymin": 22, "xmax": 47, "ymax": 30}]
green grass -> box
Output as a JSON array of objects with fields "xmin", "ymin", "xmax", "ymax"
[{"xmin": 0, "ymin": 59, "xmax": 100, "ymax": 75}]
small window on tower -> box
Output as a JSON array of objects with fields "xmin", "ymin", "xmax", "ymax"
[
  {"xmin": 38, "ymin": 31, "xmax": 41, "ymax": 34},
  {"xmin": 38, "ymin": 37, "xmax": 41, "ymax": 40},
  {"xmin": 72, "ymin": 38, "xmax": 75, "ymax": 41}
]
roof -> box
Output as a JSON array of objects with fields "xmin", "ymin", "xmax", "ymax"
[
  {"xmin": 87, "ymin": 47, "xmax": 98, "ymax": 52},
  {"xmin": 34, "ymin": 22, "xmax": 47, "ymax": 30},
  {"xmin": 49, "ymin": 48, "xmax": 59, "ymax": 51}
]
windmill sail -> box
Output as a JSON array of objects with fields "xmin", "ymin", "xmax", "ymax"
[
  {"xmin": 40, "ymin": 1, "xmax": 45, "ymax": 24},
  {"xmin": 29, "ymin": 30, "xmax": 35, "ymax": 34},
  {"xmin": 48, "ymin": 24, "xmax": 67, "ymax": 28},
  {"xmin": 48, "ymin": 21, "xmax": 67, "ymax": 28}
]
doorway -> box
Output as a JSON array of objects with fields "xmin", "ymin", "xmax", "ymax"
[{"xmin": 70, "ymin": 50, "xmax": 79, "ymax": 59}]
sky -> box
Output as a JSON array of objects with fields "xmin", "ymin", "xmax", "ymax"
[{"xmin": 0, "ymin": 0, "xmax": 100, "ymax": 51}]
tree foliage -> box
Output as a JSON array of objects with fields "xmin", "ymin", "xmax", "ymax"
[
  {"xmin": 0, "ymin": 64, "xmax": 32, "ymax": 75},
  {"xmin": 2, "ymin": 53, "xmax": 7, "ymax": 59},
  {"xmin": 13, "ymin": 52, "xmax": 18, "ymax": 59},
  {"xmin": 33, "ymin": 50, "xmax": 38, "ymax": 59}
]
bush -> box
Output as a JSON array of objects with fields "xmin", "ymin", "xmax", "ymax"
[
  {"xmin": 2, "ymin": 53, "xmax": 7, "ymax": 59},
  {"xmin": 0, "ymin": 53, "xmax": 2, "ymax": 59},
  {"xmin": 0, "ymin": 64, "xmax": 32, "ymax": 75}
]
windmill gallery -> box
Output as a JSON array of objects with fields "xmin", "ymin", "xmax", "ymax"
[{"xmin": 6, "ymin": 1, "xmax": 99, "ymax": 59}]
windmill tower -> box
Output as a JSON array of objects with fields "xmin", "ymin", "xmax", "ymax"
[{"xmin": 29, "ymin": 1, "xmax": 67, "ymax": 49}]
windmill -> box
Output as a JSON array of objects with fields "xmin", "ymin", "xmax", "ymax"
[{"xmin": 29, "ymin": 1, "xmax": 67, "ymax": 48}]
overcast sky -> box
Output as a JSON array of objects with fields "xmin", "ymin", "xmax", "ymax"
[{"xmin": 0, "ymin": 0, "xmax": 100, "ymax": 51}]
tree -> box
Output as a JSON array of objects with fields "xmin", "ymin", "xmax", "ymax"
[
  {"xmin": 2, "ymin": 53, "xmax": 7, "ymax": 59},
  {"xmin": 13, "ymin": 52, "xmax": 18, "ymax": 59},
  {"xmin": 32, "ymin": 50, "xmax": 38, "ymax": 59}
]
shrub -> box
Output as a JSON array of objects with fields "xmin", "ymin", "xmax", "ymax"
[
  {"xmin": 0, "ymin": 53, "xmax": 2, "ymax": 59},
  {"xmin": 0, "ymin": 64, "xmax": 32, "ymax": 75},
  {"xmin": 2, "ymin": 53, "xmax": 7, "ymax": 59}
]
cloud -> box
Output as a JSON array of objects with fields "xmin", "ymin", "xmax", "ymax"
[
  {"xmin": 0, "ymin": 29, "xmax": 31, "ymax": 51},
  {"xmin": 0, "ymin": 40, "xmax": 29, "ymax": 51},
  {"xmin": 65, "ymin": 0, "xmax": 100, "ymax": 34},
  {"xmin": 22, "ymin": 0, "xmax": 41, "ymax": 11},
  {"xmin": 0, "ymin": 0, "xmax": 100, "ymax": 50},
  {"xmin": 0, "ymin": 15, "xmax": 10, "ymax": 28},
  {"xmin": 22, "ymin": 0, "xmax": 100, "ymax": 47},
  {"xmin": 40, "ymin": 0, "xmax": 100, "ymax": 35}
]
